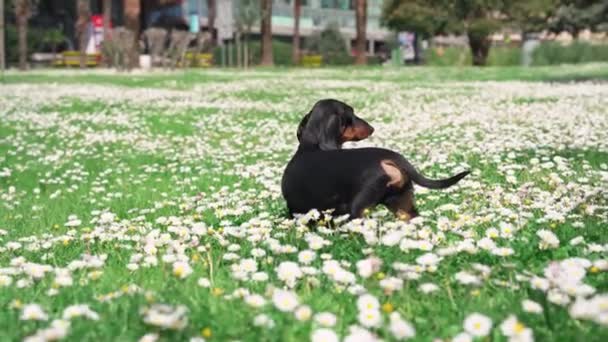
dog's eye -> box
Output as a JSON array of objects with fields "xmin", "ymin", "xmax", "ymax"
[{"xmin": 342, "ymin": 117, "xmax": 353, "ymax": 126}]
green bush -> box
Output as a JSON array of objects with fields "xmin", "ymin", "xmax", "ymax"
[
  {"xmin": 249, "ymin": 40, "xmax": 294, "ymax": 66},
  {"xmin": 5, "ymin": 25, "xmax": 47, "ymax": 65},
  {"xmin": 367, "ymin": 56, "xmax": 384, "ymax": 65},
  {"xmin": 532, "ymin": 41, "xmax": 608, "ymax": 65},
  {"xmin": 212, "ymin": 39, "xmax": 294, "ymax": 66},
  {"xmin": 488, "ymin": 46, "xmax": 522, "ymax": 66},
  {"xmin": 424, "ymin": 45, "xmax": 521, "ymax": 66},
  {"xmin": 424, "ymin": 46, "xmax": 471, "ymax": 66},
  {"xmin": 304, "ymin": 23, "xmax": 353, "ymax": 65}
]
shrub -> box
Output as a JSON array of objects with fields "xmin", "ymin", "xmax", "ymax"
[
  {"xmin": 488, "ymin": 46, "xmax": 522, "ymax": 66},
  {"xmin": 212, "ymin": 39, "xmax": 294, "ymax": 66},
  {"xmin": 532, "ymin": 41, "xmax": 608, "ymax": 65},
  {"xmin": 424, "ymin": 46, "xmax": 471, "ymax": 66},
  {"xmin": 304, "ymin": 22, "xmax": 353, "ymax": 65},
  {"xmin": 424, "ymin": 45, "xmax": 521, "ymax": 66},
  {"xmin": 5, "ymin": 25, "xmax": 47, "ymax": 65}
]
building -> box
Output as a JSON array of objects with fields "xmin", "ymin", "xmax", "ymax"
[
  {"xmin": 21, "ymin": 1, "xmax": 391, "ymax": 57},
  {"xmin": 185, "ymin": 0, "xmax": 392, "ymax": 56}
]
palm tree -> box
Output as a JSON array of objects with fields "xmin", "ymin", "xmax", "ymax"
[
  {"xmin": 292, "ymin": 0, "xmax": 301, "ymax": 65},
  {"xmin": 260, "ymin": 0, "xmax": 273, "ymax": 66},
  {"xmin": 102, "ymin": 0, "xmax": 111, "ymax": 41},
  {"xmin": 76, "ymin": 0, "xmax": 91, "ymax": 69},
  {"xmin": 124, "ymin": 0, "xmax": 140, "ymax": 68},
  {"xmin": 14, "ymin": 0, "xmax": 31, "ymax": 70},
  {"xmin": 207, "ymin": 0, "xmax": 216, "ymax": 45},
  {"xmin": 354, "ymin": 0, "xmax": 367, "ymax": 65},
  {"xmin": 0, "ymin": 0, "xmax": 5, "ymax": 71}
]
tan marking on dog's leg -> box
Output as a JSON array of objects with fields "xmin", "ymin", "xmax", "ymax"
[
  {"xmin": 396, "ymin": 211, "xmax": 411, "ymax": 221},
  {"xmin": 384, "ymin": 189, "xmax": 418, "ymax": 222},
  {"xmin": 380, "ymin": 160, "xmax": 406, "ymax": 188}
]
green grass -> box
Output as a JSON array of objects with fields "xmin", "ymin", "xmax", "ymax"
[
  {"xmin": 0, "ymin": 66, "xmax": 607, "ymax": 341},
  {"xmin": 2, "ymin": 62, "xmax": 608, "ymax": 87}
]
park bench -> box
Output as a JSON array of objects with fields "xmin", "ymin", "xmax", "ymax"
[
  {"xmin": 301, "ymin": 55, "xmax": 323, "ymax": 67},
  {"xmin": 52, "ymin": 51, "xmax": 101, "ymax": 67},
  {"xmin": 182, "ymin": 52, "xmax": 213, "ymax": 67}
]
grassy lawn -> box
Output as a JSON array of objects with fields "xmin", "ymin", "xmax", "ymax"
[{"xmin": 0, "ymin": 65, "xmax": 607, "ymax": 342}]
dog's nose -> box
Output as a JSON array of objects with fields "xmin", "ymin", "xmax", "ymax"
[{"xmin": 368, "ymin": 125, "xmax": 375, "ymax": 135}]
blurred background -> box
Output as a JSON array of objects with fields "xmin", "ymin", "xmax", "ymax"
[{"xmin": 1, "ymin": 0, "xmax": 607, "ymax": 71}]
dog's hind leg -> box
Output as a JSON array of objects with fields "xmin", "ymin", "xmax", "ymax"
[
  {"xmin": 348, "ymin": 177, "xmax": 390, "ymax": 219},
  {"xmin": 383, "ymin": 187, "xmax": 419, "ymax": 221}
]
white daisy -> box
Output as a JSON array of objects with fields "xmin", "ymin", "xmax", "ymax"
[
  {"xmin": 463, "ymin": 312, "xmax": 493, "ymax": 337},
  {"xmin": 272, "ymin": 289, "xmax": 299, "ymax": 312}
]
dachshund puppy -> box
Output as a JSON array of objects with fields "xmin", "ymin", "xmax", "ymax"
[{"xmin": 281, "ymin": 99, "xmax": 470, "ymax": 220}]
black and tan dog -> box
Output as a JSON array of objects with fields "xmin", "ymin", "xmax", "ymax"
[{"xmin": 281, "ymin": 99, "xmax": 470, "ymax": 220}]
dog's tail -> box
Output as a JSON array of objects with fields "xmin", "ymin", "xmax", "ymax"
[{"xmin": 394, "ymin": 155, "xmax": 470, "ymax": 189}]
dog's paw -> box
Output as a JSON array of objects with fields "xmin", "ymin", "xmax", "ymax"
[{"xmin": 396, "ymin": 211, "xmax": 411, "ymax": 221}]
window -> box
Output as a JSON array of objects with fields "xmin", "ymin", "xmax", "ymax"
[
  {"xmin": 187, "ymin": 0, "xmax": 200, "ymax": 14},
  {"xmin": 321, "ymin": 0, "xmax": 350, "ymax": 9}
]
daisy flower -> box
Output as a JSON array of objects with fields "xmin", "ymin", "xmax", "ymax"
[
  {"xmin": 521, "ymin": 299, "xmax": 543, "ymax": 314},
  {"xmin": 311, "ymin": 328, "xmax": 339, "ymax": 342},
  {"xmin": 357, "ymin": 294, "xmax": 380, "ymax": 311},
  {"xmin": 358, "ymin": 309, "xmax": 382, "ymax": 328},
  {"xmin": 295, "ymin": 305, "xmax": 312, "ymax": 321},
  {"xmin": 463, "ymin": 312, "xmax": 493, "ymax": 337},
  {"xmin": 314, "ymin": 312, "xmax": 337, "ymax": 327},
  {"xmin": 21, "ymin": 304, "xmax": 48, "ymax": 321},
  {"xmin": 272, "ymin": 289, "xmax": 299, "ymax": 312}
]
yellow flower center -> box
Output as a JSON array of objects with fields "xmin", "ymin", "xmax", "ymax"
[{"xmin": 382, "ymin": 303, "xmax": 394, "ymax": 313}]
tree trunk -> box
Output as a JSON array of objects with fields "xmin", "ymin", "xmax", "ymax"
[
  {"xmin": 236, "ymin": 31, "xmax": 242, "ymax": 68},
  {"xmin": 292, "ymin": 0, "xmax": 301, "ymax": 65},
  {"xmin": 244, "ymin": 29, "xmax": 249, "ymax": 69},
  {"xmin": 124, "ymin": 0, "xmax": 140, "ymax": 69},
  {"xmin": 207, "ymin": 0, "xmax": 216, "ymax": 45},
  {"xmin": 15, "ymin": 0, "xmax": 30, "ymax": 71},
  {"xmin": 260, "ymin": 0, "xmax": 273, "ymax": 66},
  {"xmin": 467, "ymin": 32, "xmax": 491, "ymax": 66},
  {"xmin": 355, "ymin": 0, "xmax": 367, "ymax": 65},
  {"xmin": 76, "ymin": 0, "xmax": 91, "ymax": 69},
  {"xmin": 102, "ymin": 0, "xmax": 112, "ymax": 41},
  {"xmin": 0, "ymin": 0, "xmax": 5, "ymax": 72},
  {"xmin": 413, "ymin": 33, "xmax": 420, "ymax": 64}
]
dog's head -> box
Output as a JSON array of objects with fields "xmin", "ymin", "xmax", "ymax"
[{"xmin": 297, "ymin": 99, "xmax": 374, "ymax": 150}]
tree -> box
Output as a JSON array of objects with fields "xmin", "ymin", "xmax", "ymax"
[
  {"xmin": 234, "ymin": 0, "xmax": 259, "ymax": 68},
  {"xmin": 548, "ymin": 0, "xmax": 608, "ymax": 38},
  {"xmin": 260, "ymin": 0, "xmax": 273, "ymax": 66},
  {"xmin": 383, "ymin": 0, "xmax": 515, "ymax": 66},
  {"xmin": 124, "ymin": 0, "xmax": 140, "ymax": 68},
  {"xmin": 510, "ymin": 0, "xmax": 558, "ymax": 35},
  {"xmin": 76, "ymin": 0, "xmax": 91, "ymax": 69},
  {"xmin": 14, "ymin": 0, "xmax": 31, "ymax": 70},
  {"xmin": 0, "ymin": 0, "xmax": 5, "ymax": 72},
  {"xmin": 355, "ymin": 0, "xmax": 367, "ymax": 65},
  {"xmin": 292, "ymin": 0, "xmax": 301, "ymax": 65},
  {"xmin": 207, "ymin": 0, "xmax": 216, "ymax": 44}
]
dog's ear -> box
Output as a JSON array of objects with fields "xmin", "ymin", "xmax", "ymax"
[
  {"xmin": 298, "ymin": 107, "xmax": 341, "ymax": 150},
  {"xmin": 317, "ymin": 114, "xmax": 341, "ymax": 150},
  {"xmin": 297, "ymin": 112, "xmax": 311, "ymax": 142}
]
